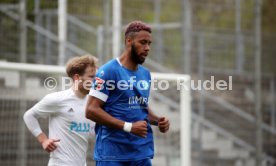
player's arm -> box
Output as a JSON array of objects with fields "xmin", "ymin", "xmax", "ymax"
[
  {"xmin": 148, "ymin": 108, "xmax": 170, "ymax": 133},
  {"xmin": 23, "ymin": 108, "xmax": 60, "ymax": 152},
  {"xmin": 23, "ymin": 94, "xmax": 60, "ymax": 152},
  {"xmin": 148, "ymin": 108, "xmax": 160, "ymax": 126},
  {"xmin": 147, "ymin": 73, "xmax": 170, "ymax": 132},
  {"xmin": 85, "ymin": 96, "xmax": 148, "ymax": 138}
]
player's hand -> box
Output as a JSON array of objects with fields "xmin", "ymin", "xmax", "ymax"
[
  {"xmin": 41, "ymin": 139, "xmax": 60, "ymax": 152},
  {"xmin": 158, "ymin": 117, "xmax": 169, "ymax": 133},
  {"xmin": 131, "ymin": 121, "xmax": 148, "ymax": 138}
]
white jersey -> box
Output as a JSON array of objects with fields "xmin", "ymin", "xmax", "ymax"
[{"xmin": 23, "ymin": 88, "xmax": 95, "ymax": 166}]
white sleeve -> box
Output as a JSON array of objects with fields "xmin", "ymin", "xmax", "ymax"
[
  {"xmin": 23, "ymin": 92, "xmax": 60, "ymax": 137},
  {"xmin": 23, "ymin": 109, "xmax": 43, "ymax": 137},
  {"xmin": 89, "ymin": 89, "xmax": 108, "ymax": 102}
]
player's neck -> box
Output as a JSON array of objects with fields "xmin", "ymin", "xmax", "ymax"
[
  {"xmin": 119, "ymin": 52, "xmax": 138, "ymax": 71},
  {"xmin": 71, "ymin": 86, "xmax": 86, "ymax": 99}
]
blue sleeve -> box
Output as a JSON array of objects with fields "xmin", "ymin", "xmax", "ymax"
[{"xmin": 89, "ymin": 65, "xmax": 115, "ymax": 102}]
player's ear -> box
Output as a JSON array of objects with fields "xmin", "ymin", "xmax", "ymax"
[
  {"xmin": 126, "ymin": 36, "xmax": 133, "ymax": 47},
  {"xmin": 72, "ymin": 74, "xmax": 80, "ymax": 81}
]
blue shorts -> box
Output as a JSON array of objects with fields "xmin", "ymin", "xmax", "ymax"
[{"xmin": 96, "ymin": 159, "xmax": 152, "ymax": 166}]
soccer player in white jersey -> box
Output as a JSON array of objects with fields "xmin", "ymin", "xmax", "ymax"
[
  {"xmin": 23, "ymin": 55, "xmax": 97, "ymax": 166},
  {"xmin": 86, "ymin": 21, "xmax": 170, "ymax": 166}
]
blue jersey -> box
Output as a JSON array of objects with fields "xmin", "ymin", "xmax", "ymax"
[{"xmin": 89, "ymin": 58, "xmax": 154, "ymax": 161}]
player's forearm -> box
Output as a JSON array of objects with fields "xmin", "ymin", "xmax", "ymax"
[
  {"xmin": 23, "ymin": 109, "xmax": 43, "ymax": 137},
  {"xmin": 37, "ymin": 133, "xmax": 48, "ymax": 144},
  {"xmin": 148, "ymin": 108, "xmax": 160, "ymax": 126},
  {"xmin": 86, "ymin": 105, "xmax": 124, "ymax": 130}
]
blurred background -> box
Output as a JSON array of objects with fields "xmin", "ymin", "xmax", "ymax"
[{"xmin": 0, "ymin": 0, "xmax": 276, "ymax": 166}]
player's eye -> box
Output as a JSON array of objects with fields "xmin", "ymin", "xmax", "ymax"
[
  {"xmin": 140, "ymin": 40, "xmax": 147, "ymax": 45},
  {"xmin": 140, "ymin": 40, "xmax": 151, "ymax": 46}
]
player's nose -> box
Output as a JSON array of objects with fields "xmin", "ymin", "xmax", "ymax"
[{"xmin": 144, "ymin": 44, "xmax": 150, "ymax": 52}]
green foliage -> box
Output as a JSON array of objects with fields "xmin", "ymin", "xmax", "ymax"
[
  {"xmin": 262, "ymin": 0, "xmax": 276, "ymax": 33},
  {"xmin": 0, "ymin": 0, "xmax": 275, "ymax": 73}
]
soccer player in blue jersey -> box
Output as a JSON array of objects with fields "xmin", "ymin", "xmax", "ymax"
[{"xmin": 85, "ymin": 21, "xmax": 170, "ymax": 166}]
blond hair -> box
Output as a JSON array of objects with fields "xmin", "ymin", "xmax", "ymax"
[{"xmin": 66, "ymin": 55, "xmax": 98, "ymax": 78}]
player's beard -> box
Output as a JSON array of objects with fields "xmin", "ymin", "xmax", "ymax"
[
  {"xmin": 79, "ymin": 81, "xmax": 91, "ymax": 95},
  {"xmin": 131, "ymin": 43, "xmax": 144, "ymax": 64},
  {"xmin": 82, "ymin": 87, "xmax": 90, "ymax": 95}
]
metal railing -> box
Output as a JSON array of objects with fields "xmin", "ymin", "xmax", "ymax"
[{"xmin": 151, "ymin": 91, "xmax": 276, "ymax": 165}]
